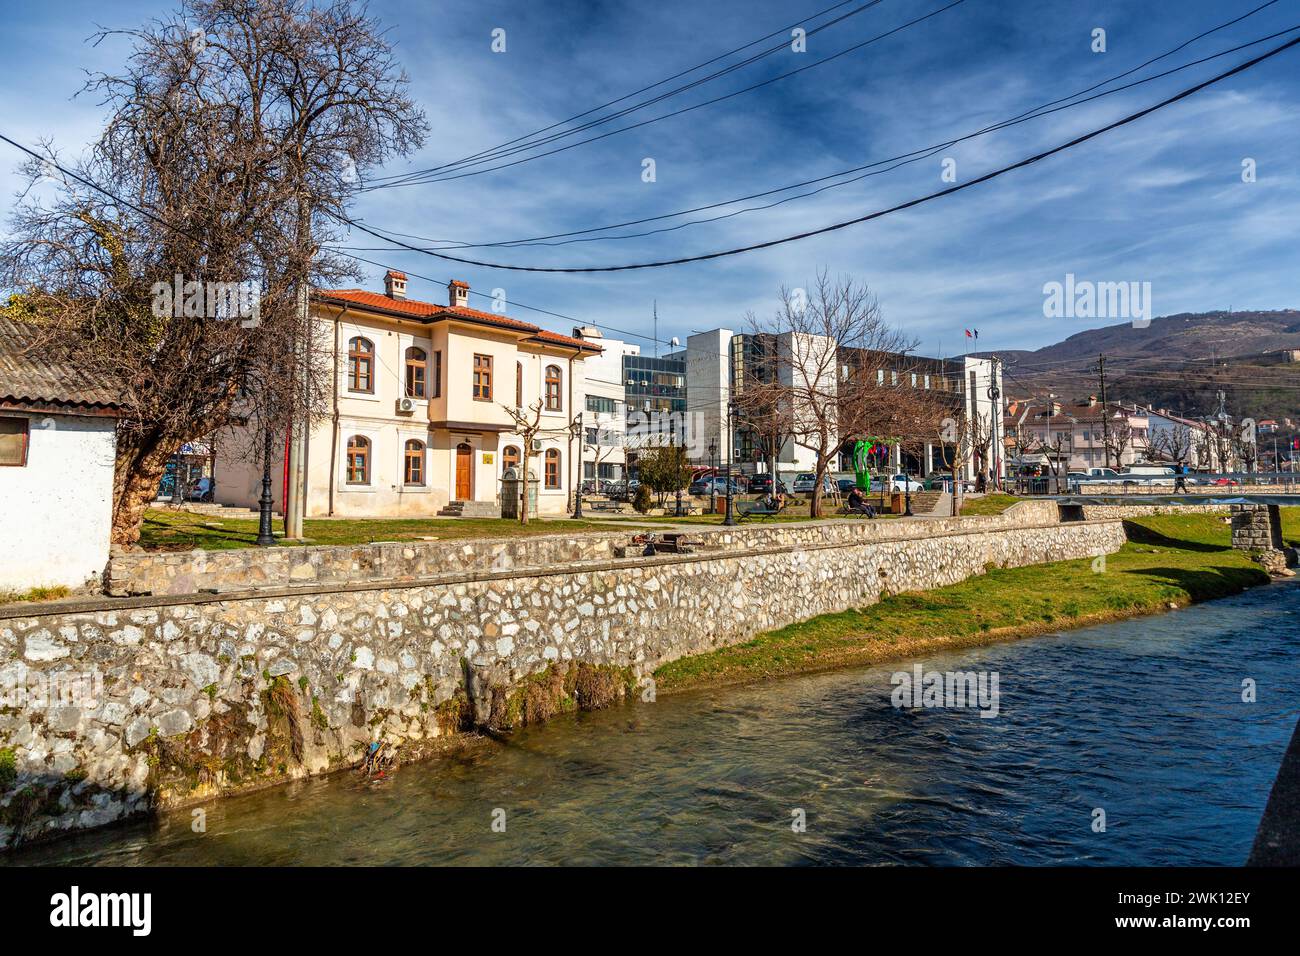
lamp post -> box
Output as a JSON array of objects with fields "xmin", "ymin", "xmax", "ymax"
[
  {"xmin": 256, "ymin": 424, "xmax": 276, "ymax": 546},
  {"xmin": 571, "ymin": 412, "xmax": 585, "ymax": 519},
  {"xmin": 671, "ymin": 422, "xmax": 684, "ymax": 517},
  {"xmin": 708, "ymin": 438, "xmax": 717, "ymax": 514},
  {"xmin": 723, "ymin": 399, "xmax": 737, "ymax": 526}
]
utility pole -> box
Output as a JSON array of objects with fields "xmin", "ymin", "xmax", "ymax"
[
  {"xmin": 1096, "ymin": 353, "xmax": 1111, "ymax": 470},
  {"xmin": 284, "ymin": 191, "xmax": 310, "ymax": 540}
]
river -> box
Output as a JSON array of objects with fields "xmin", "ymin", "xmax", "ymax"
[{"xmin": 8, "ymin": 581, "xmax": 1300, "ymax": 866}]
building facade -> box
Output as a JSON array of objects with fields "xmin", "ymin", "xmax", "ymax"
[
  {"xmin": 214, "ymin": 274, "xmax": 598, "ymax": 518},
  {"xmin": 571, "ymin": 326, "xmax": 638, "ymax": 484},
  {"xmin": 0, "ymin": 318, "xmax": 125, "ymax": 591}
]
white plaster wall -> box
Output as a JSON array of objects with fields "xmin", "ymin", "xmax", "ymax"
[{"xmin": 0, "ymin": 412, "xmax": 117, "ymax": 591}]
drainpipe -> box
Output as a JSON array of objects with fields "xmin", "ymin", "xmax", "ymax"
[{"xmin": 327, "ymin": 308, "xmax": 341, "ymax": 515}]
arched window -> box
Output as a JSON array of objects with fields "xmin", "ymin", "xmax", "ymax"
[
  {"xmin": 405, "ymin": 346, "xmax": 427, "ymax": 398},
  {"xmin": 403, "ymin": 439, "xmax": 424, "ymax": 485},
  {"xmin": 544, "ymin": 448, "xmax": 560, "ymax": 488},
  {"xmin": 346, "ymin": 435, "xmax": 370, "ymax": 484},
  {"xmin": 347, "ymin": 337, "xmax": 374, "ymax": 393},
  {"xmin": 503, "ymin": 444, "xmax": 521, "ymax": 473},
  {"xmin": 516, "ymin": 362, "xmax": 523, "ymax": 408}
]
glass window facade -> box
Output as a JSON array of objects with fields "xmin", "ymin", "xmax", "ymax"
[{"xmin": 622, "ymin": 354, "xmax": 686, "ymax": 414}]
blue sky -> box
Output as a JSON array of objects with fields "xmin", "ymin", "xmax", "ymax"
[{"xmin": 2, "ymin": 0, "xmax": 1298, "ymax": 357}]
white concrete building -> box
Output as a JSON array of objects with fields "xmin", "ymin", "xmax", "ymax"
[
  {"xmin": 571, "ymin": 326, "xmax": 638, "ymax": 484},
  {"xmin": 679, "ymin": 328, "xmax": 734, "ymax": 466},
  {"xmin": 0, "ymin": 318, "xmax": 125, "ymax": 592}
]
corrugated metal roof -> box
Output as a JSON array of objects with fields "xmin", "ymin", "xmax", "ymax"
[{"xmin": 0, "ymin": 317, "xmax": 127, "ymax": 412}]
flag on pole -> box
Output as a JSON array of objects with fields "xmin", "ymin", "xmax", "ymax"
[{"xmin": 964, "ymin": 329, "xmax": 979, "ymax": 340}]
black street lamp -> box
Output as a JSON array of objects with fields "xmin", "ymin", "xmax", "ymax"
[
  {"xmin": 571, "ymin": 412, "xmax": 585, "ymax": 519},
  {"xmin": 723, "ymin": 400, "xmax": 737, "ymax": 526},
  {"xmin": 708, "ymin": 438, "xmax": 717, "ymax": 514},
  {"xmin": 256, "ymin": 424, "xmax": 276, "ymax": 546}
]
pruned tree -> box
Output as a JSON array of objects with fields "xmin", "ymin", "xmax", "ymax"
[
  {"xmin": 501, "ymin": 400, "xmax": 544, "ymax": 525},
  {"xmin": 0, "ymin": 0, "xmax": 427, "ymax": 545},
  {"xmin": 744, "ymin": 271, "xmax": 941, "ymax": 517},
  {"xmin": 1104, "ymin": 418, "xmax": 1134, "ymax": 468}
]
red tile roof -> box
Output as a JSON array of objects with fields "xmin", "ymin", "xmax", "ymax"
[{"xmin": 315, "ymin": 289, "xmax": 600, "ymax": 352}]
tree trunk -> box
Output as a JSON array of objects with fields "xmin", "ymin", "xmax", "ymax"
[
  {"xmin": 111, "ymin": 436, "xmax": 177, "ymax": 546},
  {"xmin": 810, "ymin": 459, "xmax": 828, "ymax": 518}
]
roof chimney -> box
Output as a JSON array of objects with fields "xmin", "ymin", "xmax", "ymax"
[
  {"xmin": 384, "ymin": 270, "xmax": 407, "ymax": 299},
  {"xmin": 448, "ymin": 279, "xmax": 469, "ymax": 309}
]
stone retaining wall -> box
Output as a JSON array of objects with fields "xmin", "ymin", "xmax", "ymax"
[
  {"xmin": 1079, "ymin": 504, "xmax": 1230, "ymax": 520},
  {"xmin": 106, "ymin": 499, "xmax": 1061, "ymax": 596},
  {"xmin": 2, "ymin": 507, "xmax": 1120, "ymax": 849}
]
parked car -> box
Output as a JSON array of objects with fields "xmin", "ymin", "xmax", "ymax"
[
  {"xmin": 747, "ymin": 474, "xmax": 788, "ymax": 495},
  {"xmin": 688, "ymin": 476, "xmax": 744, "ymax": 496},
  {"xmin": 792, "ymin": 473, "xmax": 836, "ymax": 494},
  {"xmin": 889, "ymin": 474, "xmax": 925, "ymax": 493},
  {"xmin": 606, "ymin": 479, "xmax": 641, "ymax": 501},
  {"xmin": 837, "ymin": 477, "xmax": 858, "ymax": 495},
  {"xmin": 188, "ymin": 476, "xmax": 215, "ymax": 502}
]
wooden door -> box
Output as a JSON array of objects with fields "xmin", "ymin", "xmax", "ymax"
[{"xmin": 455, "ymin": 443, "xmax": 472, "ymax": 500}]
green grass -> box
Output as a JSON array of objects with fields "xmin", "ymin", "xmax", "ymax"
[
  {"xmin": 959, "ymin": 493, "xmax": 1022, "ymax": 516},
  {"xmin": 0, "ymin": 585, "xmax": 72, "ymax": 607},
  {"xmin": 654, "ymin": 511, "xmax": 1280, "ymax": 692},
  {"xmin": 138, "ymin": 508, "xmax": 626, "ymax": 551}
]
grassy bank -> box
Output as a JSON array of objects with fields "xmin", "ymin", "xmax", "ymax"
[
  {"xmin": 138, "ymin": 508, "xmax": 626, "ymax": 551},
  {"xmin": 654, "ymin": 512, "xmax": 1290, "ymax": 693}
]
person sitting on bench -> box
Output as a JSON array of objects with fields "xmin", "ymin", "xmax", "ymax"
[{"xmin": 846, "ymin": 486, "xmax": 875, "ymax": 517}]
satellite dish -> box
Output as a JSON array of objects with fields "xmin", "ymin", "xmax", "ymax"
[{"xmin": 669, "ymin": 336, "xmax": 680, "ymax": 347}]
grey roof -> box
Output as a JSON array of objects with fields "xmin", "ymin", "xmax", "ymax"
[{"xmin": 0, "ymin": 316, "xmax": 126, "ymax": 413}]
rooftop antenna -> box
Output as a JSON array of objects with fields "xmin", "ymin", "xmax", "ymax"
[{"xmin": 653, "ymin": 300, "xmax": 659, "ymax": 358}]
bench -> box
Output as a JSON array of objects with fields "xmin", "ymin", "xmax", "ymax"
[
  {"xmin": 587, "ymin": 499, "xmax": 625, "ymax": 513},
  {"xmin": 736, "ymin": 501, "xmax": 784, "ymax": 521},
  {"xmin": 837, "ymin": 505, "xmax": 877, "ymax": 519},
  {"xmin": 630, "ymin": 532, "xmax": 699, "ymax": 554}
]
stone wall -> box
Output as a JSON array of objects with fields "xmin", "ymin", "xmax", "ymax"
[
  {"xmin": 2, "ymin": 509, "xmax": 1122, "ymax": 849},
  {"xmin": 106, "ymin": 499, "xmax": 1062, "ymax": 596},
  {"xmin": 1079, "ymin": 504, "xmax": 1230, "ymax": 520}
]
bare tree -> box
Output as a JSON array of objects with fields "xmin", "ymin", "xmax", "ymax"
[
  {"xmin": 501, "ymin": 400, "xmax": 544, "ymax": 525},
  {"xmin": 1104, "ymin": 418, "xmax": 1134, "ymax": 469},
  {"xmin": 744, "ymin": 271, "xmax": 943, "ymax": 517},
  {"xmin": 0, "ymin": 0, "xmax": 427, "ymax": 544}
]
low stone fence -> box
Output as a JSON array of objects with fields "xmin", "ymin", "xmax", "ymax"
[
  {"xmin": 2, "ymin": 503, "xmax": 1118, "ymax": 849},
  {"xmin": 1079, "ymin": 504, "xmax": 1230, "ymax": 520},
  {"xmin": 106, "ymin": 499, "xmax": 1062, "ymax": 597}
]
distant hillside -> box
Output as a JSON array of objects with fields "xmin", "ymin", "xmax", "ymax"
[{"xmin": 980, "ymin": 310, "xmax": 1300, "ymax": 422}]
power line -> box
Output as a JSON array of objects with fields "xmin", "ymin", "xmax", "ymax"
[
  {"xmin": 371, "ymin": 0, "xmax": 881, "ymax": 185},
  {"xmin": 369, "ymin": 0, "xmax": 961, "ymax": 187},
  {"xmin": 348, "ymin": 1, "xmax": 1286, "ymax": 251},
  {"xmin": 331, "ymin": 33, "xmax": 1300, "ymax": 273}
]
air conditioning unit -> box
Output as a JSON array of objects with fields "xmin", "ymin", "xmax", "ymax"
[{"xmin": 395, "ymin": 397, "xmax": 416, "ymax": 414}]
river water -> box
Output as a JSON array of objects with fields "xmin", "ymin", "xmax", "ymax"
[{"xmin": 9, "ymin": 582, "xmax": 1300, "ymax": 866}]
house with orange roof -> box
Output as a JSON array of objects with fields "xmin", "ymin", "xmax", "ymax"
[{"xmin": 213, "ymin": 272, "xmax": 600, "ymax": 518}]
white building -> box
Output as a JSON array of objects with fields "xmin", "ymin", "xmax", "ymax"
[
  {"xmin": 214, "ymin": 275, "xmax": 599, "ymax": 518},
  {"xmin": 680, "ymin": 325, "xmax": 1002, "ymax": 482},
  {"xmin": 678, "ymin": 328, "xmax": 735, "ymax": 466},
  {"xmin": 0, "ymin": 318, "xmax": 125, "ymax": 592},
  {"xmin": 572, "ymin": 326, "xmax": 638, "ymax": 483}
]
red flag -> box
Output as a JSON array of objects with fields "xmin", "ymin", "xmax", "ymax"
[{"xmin": 964, "ymin": 329, "xmax": 972, "ymax": 338}]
